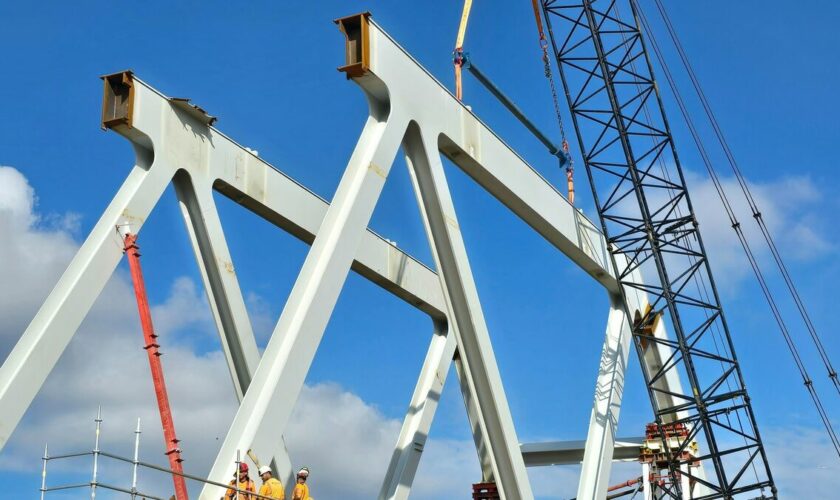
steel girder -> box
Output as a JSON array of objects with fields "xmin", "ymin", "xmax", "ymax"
[{"xmin": 1, "ymin": 12, "xmax": 691, "ymax": 500}]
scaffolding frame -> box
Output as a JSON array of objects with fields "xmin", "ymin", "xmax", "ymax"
[{"xmin": 40, "ymin": 412, "xmax": 282, "ymax": 500}]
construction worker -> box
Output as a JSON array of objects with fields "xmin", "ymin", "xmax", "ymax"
[
  {"xmin": 226, "ymin": 462, "xmax": 256, "ymax": 499},
  {"xmin": 258, "ymin": 465, "xmax": 285, "ymax": 499},
  {"xmin": 291, "ymin": 467, "xmax": 311, "ymax": 500}
]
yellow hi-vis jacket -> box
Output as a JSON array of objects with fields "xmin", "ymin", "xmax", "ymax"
[
  {"xmin": 259, "ymin": 477, "xmax": 285, "ymax": 499},
  {"xmin": 292, "ymin": 482, "xmax": 310, "ymax": 500},
  {"xmin": 226, "ymin": 478, "xmax": 256, "ymax": 499}
]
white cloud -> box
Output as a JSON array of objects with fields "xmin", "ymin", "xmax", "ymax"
[
  {"xmin": 685, "ymin": 171, "xmax": 834, "ymax": 290},
  {"xmin": 286, "ymin": 382, "xmax": 402, "ymax": 496},
  {"xmin": 150, "ymin": 276, "xmax": 215, "ymax": 339},
  {"xmin": 0, "ymin": 166, "xmax": 82, "ymax": 348},
  {"xmin": 763, "ymin": 425, "xmax": 840, "ymax": 498},
  {"xmin": 0, "ymin": 166, "xmax": 36, "ymax": 227},
  {"xmin": 245, "ymin": 291, "xmax": 279, "ymax": 346},
  {"xmin": 286, "ymin": 382, "xmax": 480, "ymax": 499},
  {"xmin": 580, "ymin": 166, "xmax": 834, "ymax": 293}
]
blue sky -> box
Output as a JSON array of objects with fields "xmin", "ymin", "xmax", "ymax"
[{"xmin": 1, "ymin": 1, "xmax": 839, "ymax": 498}]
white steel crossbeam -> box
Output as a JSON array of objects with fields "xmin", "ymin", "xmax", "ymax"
[
  {"xmin": 404, "ymin": 123, "xmax": 531, "ymax": 495},
  {"xmin": 520, "ymin": 438, "xmax": 644, "ymax": 466},
  {"xmin": 379, "ymin": 322, "xmax": 455, "ymax": 499},
  {"xmin": 172, "ymin": 173, "xmax": 295, "ymax": 487},
  {"xmin": 0, "ymin": 11, "xmax": 696, "ymax": 500},
  {"xmin": 341, "ymin": 15, "xmax": 689, "ymax": 500},
  {"xmin": 0, "ymin": 73, "xmax": 445, "ymax": 455}
]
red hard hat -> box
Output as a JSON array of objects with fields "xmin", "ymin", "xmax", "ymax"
[{"xmin": 239, "ymin": 462, "xmax": 249, "ymax": 473}]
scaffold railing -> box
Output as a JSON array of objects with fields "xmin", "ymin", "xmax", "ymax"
[{"xmin": 39, "ymin": 411, "xmax": 283, "ymax": 500}]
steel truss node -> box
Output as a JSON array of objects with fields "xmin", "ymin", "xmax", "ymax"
[{"xmin": 3, "ymin": 12, "xmax": 700, "ymax": 500}]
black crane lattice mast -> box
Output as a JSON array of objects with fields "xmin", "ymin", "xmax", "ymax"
[{"xmin": 541, "ymin": 1, "xmax": 777, "ymax": 498}]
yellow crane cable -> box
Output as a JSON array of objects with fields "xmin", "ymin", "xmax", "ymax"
[
  {"xmin": 454, "ymin": 0, "xmax": 473, "ymax": 101},
  {"xmin": 455, "ymin": 0, "xmax": 473, "ymax": 49}
]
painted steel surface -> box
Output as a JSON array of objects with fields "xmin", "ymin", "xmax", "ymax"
[{"xmin": 0, "ymin": 13, "xmax": 690, "ymax": 500}]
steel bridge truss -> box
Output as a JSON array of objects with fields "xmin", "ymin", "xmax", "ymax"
[
  {"xmin": 1, "ymin": 12, "xmax": 712, "ymax": 500},
  {"xmin": 542, "ymin": 1, "xmax": 776, "ymax": 498}
]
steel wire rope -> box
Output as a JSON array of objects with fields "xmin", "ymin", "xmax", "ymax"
[
  {"xmin": 651, "ymin": 0, "xmax": 840, "ymax": 395},
  {"xmin": 531, "ymin": 0, "xmax": 576, "ymax": 203},
  {"xmin": 633, "ymin": 0, "xmax": 840, "ymax": 459}
]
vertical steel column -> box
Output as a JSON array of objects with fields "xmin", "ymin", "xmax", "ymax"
[
  {"xmin": 90, "ymin": 407, "xmax": 102, "ymax": 500},
  {"xmin": 379, "ymin": 322, "xmax": 456, "ymax": 500},
  {"xmin": 642, "ymin": 462, "xmax": 653, "ymax": 500},
  {"xmin": 123, "ymin": 234, "xmax": 189, "ymax": 500},
  {"xmin": 131, "ymin": 419, "xmax": 141, "ymax": 499},
  {"xmin": 577, "ymin": 294, "xmax": 633, "ymax": 500}
]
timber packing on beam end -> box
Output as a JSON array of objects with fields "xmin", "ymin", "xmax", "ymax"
[{"xmin": 2, "ymin": 3, "xmax": 838, "ymax": 500}]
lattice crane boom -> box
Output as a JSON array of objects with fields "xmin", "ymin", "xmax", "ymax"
[{"xmin": 541, "ymin": 1, "xmax": 777, "ymax": 498}]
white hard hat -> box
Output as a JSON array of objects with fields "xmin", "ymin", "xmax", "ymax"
[
  {"xmin": 258, "ymin": 465, "xmax": 272, "ymax": 476},
  {"xmin": 297, "ymin": 467, "xmax": 310, "ymax": 478}
]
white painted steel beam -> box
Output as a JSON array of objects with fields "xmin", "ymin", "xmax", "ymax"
[
  {"xmin": 453, "ymin": 352, "xmax": 495, "ymax": 483},
  {"xmin": 172, "ymin": 173, "xmax": 294, "ymax": 489},
  {"xmin": 172, "ymin": 173, "xmax": 260, "ymax": 400},
  {"xmin": 201, "ymin": 84, "xmax": 409, "ymax": 497},
  {"xmin": 0, "ymin": 156, "xmax": 173, "ymax": 451},
  {"xmin": 520, "ymin": 438, "xmax": 643, "ymax": 467},
  {"xmin": 404, "ymin": 124, "xmax": 532, "ymax": 498},
  {"xmin": 576, "ymin": 294, "xmax": 634, "ymax": 499},
  {"xmin": 0, "ymin": 11, "xmax": 698, "ymax": 500},
  {"xmin": 379, "ymin": 322, "xmax": 454, "ymax": 500},
  {"xmin": 210, "ymin": 166, "xmax": 447, "ymax": 321},
  {"xmin": 572, "ymin": 268, "xmax": 690, "ymax": 499},
  {"xmin": 0, "ymin": 71, "xmax": 444, "ymax": 454}
]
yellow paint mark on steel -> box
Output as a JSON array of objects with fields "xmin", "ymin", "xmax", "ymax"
[
  {"xmin": 368, "ymin": 162, "xmax": 387, "ymax": 179},
  {"xmin": 446, "ymin": 215, "xmax": 460, "ymax": 231},
  {"xmin": 118, "ymin": 210, "xmax": 146, "ymax": 231}
]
